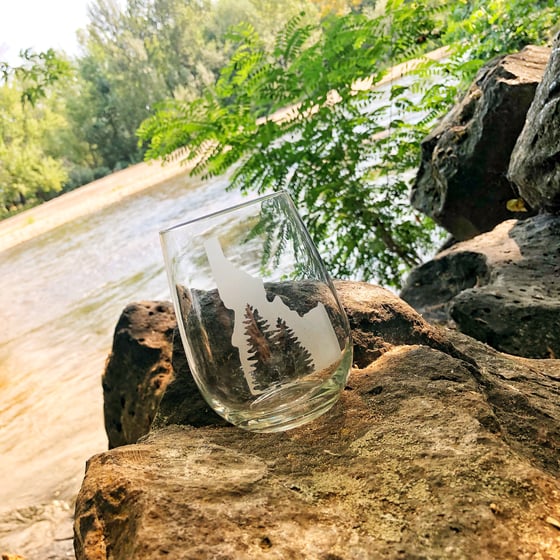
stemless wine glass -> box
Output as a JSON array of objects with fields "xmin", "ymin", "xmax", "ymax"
[{"xmin": 160, "ymin": 191, "xmax": 352, "ymax": 433}]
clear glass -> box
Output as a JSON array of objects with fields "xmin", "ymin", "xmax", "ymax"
[{"xmin": 160, "ymin": 191, "xmax": 352, "ymax": 432}]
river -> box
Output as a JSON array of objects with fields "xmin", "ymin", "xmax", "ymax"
[{"xmin": 0, "ymin": 171, "xmax": 247, "ymax": 557}]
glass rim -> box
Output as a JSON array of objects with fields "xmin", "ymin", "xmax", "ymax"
[{"xmin": 159, "ymin": 190, "xmax": 290, "ymax": 237}]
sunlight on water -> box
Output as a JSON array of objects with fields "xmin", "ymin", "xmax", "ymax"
[{"xmin": 0, "ymin": 171, "xmax": 245, "ymax": 521}]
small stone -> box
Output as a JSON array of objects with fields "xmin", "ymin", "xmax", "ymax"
[{"xmin": 102, "ymin": 301, "xmax": 176, "ymax": 449}]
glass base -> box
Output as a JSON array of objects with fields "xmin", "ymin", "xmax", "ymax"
[{"xmin": 213, "ymin": 342, "xmax": 352, "ymax": 433}]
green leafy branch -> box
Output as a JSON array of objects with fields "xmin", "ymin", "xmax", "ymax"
[
  {"xmin": 138, "ymin": 0, "xmax": 558, "ymax": 287},
  {"xmin": 1, "ymin": 48, "xmax": 72, "ymax": 106}
]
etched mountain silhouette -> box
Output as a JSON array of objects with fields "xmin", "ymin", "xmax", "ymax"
[{"xmin": 204, "ymin": 237, "xmax": 341, "ymax": 395}]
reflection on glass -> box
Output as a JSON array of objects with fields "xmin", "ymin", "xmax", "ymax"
[{"xmin": 160, "ymin": 191, "xmax": 352, "ymax": 432}]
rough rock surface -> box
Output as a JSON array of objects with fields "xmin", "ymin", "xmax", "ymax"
[
  {"xmin": 102, "ymin": 301, "xmax": 176, "ymax": 449},
  {"xmin": 401, "ymin": 214, "xmax": 560, "ymax": 358},
  {"xmin": 75, "ymin": 282, "xmax": 560, "ymax": 559},
  {"xmin": 411, "ymin": 45, "xmax": 550, "ymax": 240},
  {"xmin": 508, "ymin": 33, "xmax": 560, "ymax": 212}
]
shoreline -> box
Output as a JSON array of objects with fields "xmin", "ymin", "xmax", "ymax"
[{"xmin": 0, "ymin": 157, "xmax": 190, "ymax": 254}]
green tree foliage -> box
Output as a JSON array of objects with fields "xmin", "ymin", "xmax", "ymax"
[
  {"xmin": 139, "ymin": 0, "xmax": 557, "ymax": 286},
  {"xmin": 0, "ymin": 0, "xmax": 322, "ymax": 219},
  {"xmin": 310, "ymin": 0, "xmax": 378, "ymax": 17},
  {"xmin": 0, "ymin": 48, "xmax": 72, "ymax": 106},
  {"xmin": 0, "ymin": 0, "xmax": 556, "ymax": 230},
  {"xmin": 0, "ymin": 50, "xmax": 79, "ymax": 215},
  {"xmin": 0, "ymin": 85, "xmax": 68, "ymax": 213},
  {"xmin": 138, "ymin": 4, "xmax": 446, "ymax": 285},
  {"xmin": 71, "ymin": 0, "xmax": 316, "ymax": 172},
  {"xmin": 442, "ymin": 0, "xmax": 558, "ymax": 61}
]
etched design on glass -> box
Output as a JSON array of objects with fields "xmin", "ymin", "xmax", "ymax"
[{"xmin": 204, "ymin": 237, "xmax": 341, "ymax": 395}]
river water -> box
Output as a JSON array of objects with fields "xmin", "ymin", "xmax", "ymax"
[{"xmin": 0, "ymin": 171, "xmax": 247, "ymax": 556}]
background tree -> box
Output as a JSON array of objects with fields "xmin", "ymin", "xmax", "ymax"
[
  {"xmin": 0, "ymin": 0, "xmax": 324, "ymax": 218},
  {"xmin": 0, "ymin": 48, "xmax": 72, "ymax": 106},
  {"xmin": 310, "ymin": 0, "xmax": 377, "ymax": 16},
  {"xmin": 1, "ymin": 0, "xmax": 556, "ymax": 227},
  {"xmin": 0, "ymin": 86, "xmax": 66, "ymax": 212},
  {"xmin": 69, "ymin": 0, "xmax": 318, "ymax": 172},
  {"xmin": 0, "ymin": 49, "xmax": 83, "ymax": 215}
]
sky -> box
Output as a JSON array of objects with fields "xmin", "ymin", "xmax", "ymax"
[{"xmin": 0, "ymin": 0, "xmax": 93, "ymax": 65}]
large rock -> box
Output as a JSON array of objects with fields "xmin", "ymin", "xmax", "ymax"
[
  {"xmin": 102, "ymin": 301, "xmax": 176, "ymax": 449},
  {"xmin": 401, "ymin": 214, "xmax": 560, "ymax": 358},
  {"xmin": 508, "ymin": 33, "xmax": 560, "ymax": 212},
  {"xmin": 74, "ymin": 283, "xmax": 560, "ymax": 558},
  {"xmin": 411, "ymin": 45, "xmax": 550, "ymax": 240}
]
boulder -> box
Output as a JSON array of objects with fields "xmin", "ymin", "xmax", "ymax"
[
  {"xmin": 74, "ymin": 283, "xmax": 560, "ymax": 559},
  {"xmin": 400, "ymin": 214, "xmax": 560, "ymax": 358},
  {"xmin": 411, "ymin": 45, "xmax": 550, "ymax": 240},
  {"xmin": 102, "ymin": 301, "xmax": 176, "ymax": 449},
  {"xmin": 508, "ymin": 33, "xmax": 560, "ymax": 212}
]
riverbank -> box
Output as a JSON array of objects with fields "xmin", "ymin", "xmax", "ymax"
[{"xmin": 0, "ymin": 157, "xmax": 190, "ymax": 253}]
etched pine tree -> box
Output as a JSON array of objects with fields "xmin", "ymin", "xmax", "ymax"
[
  {"xmin": 270, "ymin": 317, "xmax": 314, "ymax": 379},
  {"xmin": 243, "ymin": 304, "xmax": 280, "ymax": 391}
]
